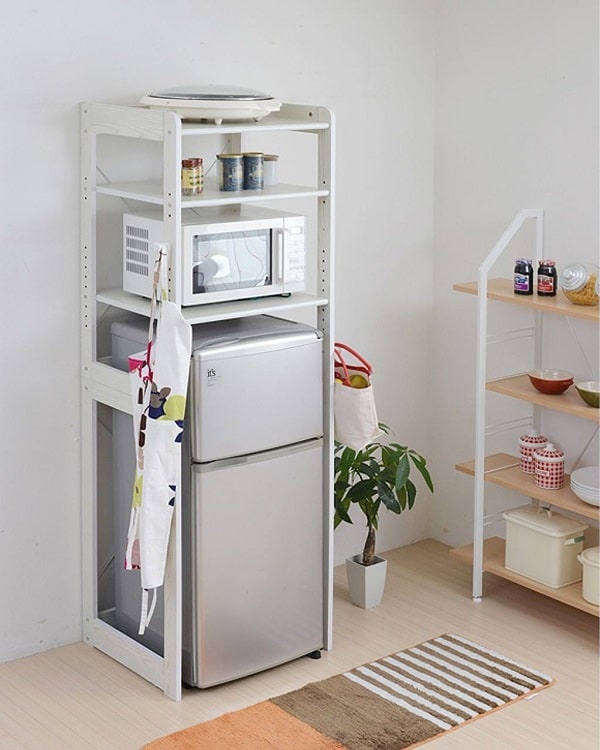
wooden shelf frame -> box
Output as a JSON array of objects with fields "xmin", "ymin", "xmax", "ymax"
[
  {"xmin": 450, "ymin": 537, "xmax": 599, "ymax": 617},
  {"xmin": 453, "ymin": 277, "xmax": 599, "ymax": 323},
  {"xmin": 452, "ymin": 208, "xmax": 599, "ymax": 615},
  {"xmin": 455, "ymin": 453, "xmax": 599, "ymax": 522},
  {"xmin": 486, "ymin": 374, "xmax": 599, "ymax": 421}
]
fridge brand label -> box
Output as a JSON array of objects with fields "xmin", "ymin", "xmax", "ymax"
[{"xmin": 206, "ymin": 367, "xmax": 221, "ymax": 385}]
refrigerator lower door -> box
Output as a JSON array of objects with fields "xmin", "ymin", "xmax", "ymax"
[{"xmin": 183, "ymin": 439, "xmax": 324, "ymax": 688}]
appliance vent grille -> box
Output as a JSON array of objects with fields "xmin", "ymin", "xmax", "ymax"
[{"xmin": 125, "ymin": 224, "xmax": 149, "ymax": 277}]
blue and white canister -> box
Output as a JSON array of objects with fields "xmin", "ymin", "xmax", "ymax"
[
  {"xmin": 243, "ymin": 152, "xmax": 264, "ymax": 190},
  {"xmin": 217, "ymin": 154, "xmax": 243, "ymax": 191}
]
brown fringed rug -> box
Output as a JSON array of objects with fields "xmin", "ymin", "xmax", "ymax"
[{"xmin": 142, "ymin": 633, "xmax": 553, "ymax": 750}]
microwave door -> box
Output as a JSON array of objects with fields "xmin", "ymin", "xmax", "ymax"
[{"xmin": 192, "ymin": 229, "xmax": 272, "ymax": 297}]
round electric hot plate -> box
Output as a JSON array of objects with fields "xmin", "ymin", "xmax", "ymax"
[{"xmin": 139, "ymin": 85, "xmax": 282, "ymax": 123}]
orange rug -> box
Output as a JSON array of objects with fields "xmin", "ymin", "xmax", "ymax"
[{"xmin": 142, "ymin": 633, "xmax": 553, "ymax": 750}]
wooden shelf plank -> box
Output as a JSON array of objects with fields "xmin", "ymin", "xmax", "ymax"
[
  {"xmin": 450, "ymin": 537, "xmax": 599, "ymax": 617},
  {"xmin": 455, "ymin": 453, "xmax": 600, "ymax": 522},
  {"xmin": 486, "ymin": 374, "xmax": 599, "ymax": 422},
  {"xmin": 453, "ymin": 277, "xmax": 599, "ymax": 322}
]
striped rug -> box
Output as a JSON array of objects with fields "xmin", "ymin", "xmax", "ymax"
[{"xmin": 142, "ymin": 634, "xmax": 553, "ymax": 750}]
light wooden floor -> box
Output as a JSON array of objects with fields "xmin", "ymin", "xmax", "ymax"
[{"xmin": 1, "ymin": 539, "xmax": 598, "ymax": 750}]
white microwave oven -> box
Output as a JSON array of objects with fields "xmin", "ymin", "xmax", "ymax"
[{"xmin": 123, "ymin": 206, "xmax": 306, "ymax": 306}]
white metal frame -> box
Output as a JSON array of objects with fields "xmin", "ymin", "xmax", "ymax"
[
  {"xmin": 472, "ymin": 209, "xmax": 544, "ymax": 601},
  {"xmin": 80, "ymin": 102, "xmax": 335, "ymax": 699}
]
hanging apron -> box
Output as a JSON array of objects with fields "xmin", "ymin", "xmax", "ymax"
[{"xmin": 125, "ymin": 248, "xmax": 192, "ymax": 634}]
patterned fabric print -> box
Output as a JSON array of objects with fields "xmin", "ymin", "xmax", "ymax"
[
  {"xmin": 534, "ymin": 457, "xmax": 564, "ymax": 489},
  {"xmin": 124, "ymin": 250, "xmax": 192, "ymax": 634}
]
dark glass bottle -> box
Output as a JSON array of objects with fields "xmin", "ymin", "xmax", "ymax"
[
  {"xmin": 537, "ymin": 260, "xmax": 557, "ymax": 297},
  {"xmin": 514, "ymin": 258, "xmax": 534, "ymax": 295}
]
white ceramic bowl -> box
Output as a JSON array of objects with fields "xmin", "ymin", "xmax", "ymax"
[
  {"xmin": 571, "ymin": 488, "xmax": 600, "ymax": 506},
  {"xmin": 571, "ymin": 466, "xmax": 600, "ymax": 491}
]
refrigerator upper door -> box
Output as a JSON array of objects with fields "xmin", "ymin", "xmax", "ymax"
[
  {"xmin": 111, "ymin": 314, "xmax": 323, "ymax": 462},
  {"xmin": 189, "ymin": 321, "xmax": 323, "ymax": 462}
]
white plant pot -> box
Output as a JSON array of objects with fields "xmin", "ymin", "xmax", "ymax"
[{"xmin": 345, "ymin": 555, "xmax": 388, "ymax": 608}]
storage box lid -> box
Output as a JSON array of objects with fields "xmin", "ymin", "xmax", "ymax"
[
  {"xmin": 579, "ymin": 546, "xmax": 600, "ymax": 567},
  {"xmin": 502, "ymin": 506, "xmax": 588, "ymax": 537}
]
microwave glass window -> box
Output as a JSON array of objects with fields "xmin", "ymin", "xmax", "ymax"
[{"xmin": 192, "ymin": 229, "xmax": 272, "ymax": 294}]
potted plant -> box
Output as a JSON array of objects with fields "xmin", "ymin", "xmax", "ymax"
[{"xmin": 334, "ymin": 423, "xmax": 434, "ymax": 607}]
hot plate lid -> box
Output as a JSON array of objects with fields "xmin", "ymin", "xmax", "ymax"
[{"xmin": 139, "ymin": 85, "xmax": 282, "ymax": 123}]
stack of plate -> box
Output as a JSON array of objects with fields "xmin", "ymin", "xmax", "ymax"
[{"xmin": 571, "ymin": 467, "xmax": 600, "ymax": 506}]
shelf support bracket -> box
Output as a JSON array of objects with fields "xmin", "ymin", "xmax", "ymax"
[{"xmin": 473, "ymin": 209, "xmax": 544, "ymax": 600}]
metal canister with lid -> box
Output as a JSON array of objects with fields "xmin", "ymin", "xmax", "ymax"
[
  {"xmin": 217, "ymin": 154, "xmax": 243, "ymax": 191},
  {"xmin": 514, "ymin": 258, "xmax": 534, "ymax": 295},
  {"xmin": 537, "ymin": 259, "xmax": 557, "ymax": 296},
  {"xmin": 243, "ymin": 152, "xmax": 264, "ymax": 190},
  {"xmin": 560, "ymin": 263, "xmax": 599, "ymax": 306},
  {"xmin": 534, "ymin": 443, "xmax": 565, "ymax": 490},
  {"xmin": 519, "ymin": 430, "xmax": 548, "ymax": 474}
]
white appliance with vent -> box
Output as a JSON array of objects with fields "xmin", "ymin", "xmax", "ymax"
[
  {"xmin": 123, "ymin": 206, "xmax": 306, "ymax": 306},
  {"xmin": 110, "ymin": 314, "xmax": 324, "ymax": 687}
]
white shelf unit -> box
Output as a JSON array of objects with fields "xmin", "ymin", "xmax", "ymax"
[
  {"xmin": 80, "ymin": 102, "xmax": 335, "ymax": 699},
  {"xmin": 451, "ymin": 209, "xmax": 599, "ymax": 617}
]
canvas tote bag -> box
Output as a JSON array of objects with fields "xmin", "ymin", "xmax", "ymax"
[{"xmin": 333, "ymin": 343, "xmax": 383, "ymax": 451}]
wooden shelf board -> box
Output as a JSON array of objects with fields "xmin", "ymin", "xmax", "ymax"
[
  {"xmin": 486, "ymin": 374, "xmax": 599, "ymax": 422},
  {"xmin": 453, "ymin": 277, "xmax": 599, "ymax": 322},
  {"xmin": 450, "ymin": 537, "xmax": 599, "ymax": 616},
  {"xmin": 455, "ymin": 452, "xmax": 600, "ymax": 522}
]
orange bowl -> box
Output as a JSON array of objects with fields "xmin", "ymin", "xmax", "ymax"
[{"xmin": 528, "ymin": 369, "xmax": 574, "ymax": 395}]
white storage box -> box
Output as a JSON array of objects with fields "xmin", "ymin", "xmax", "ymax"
[
  {"xmin": 502, "ymin": 506, "xmax": 587, "ymax": 588},
  {"xmin": 578, "ymin": 547, "xmax": 600, "ymax": 605}
]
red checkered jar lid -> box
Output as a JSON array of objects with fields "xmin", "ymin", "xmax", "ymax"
[
  {"xmin": 534, "ymin": 443, "xmax": 564, "ymax": 462},
  {"xmin": 519, "ymin": 430, "xmax": 548, "ymax": 447}
]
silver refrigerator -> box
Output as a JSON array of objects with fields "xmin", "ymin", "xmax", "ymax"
[{"xmin": 110, "ymin": 314, "xmax": 324, "ymax": 687}]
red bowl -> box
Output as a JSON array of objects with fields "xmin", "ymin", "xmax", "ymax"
[{"xmin": 528, "ymin": 369, "xmax": 574, "ymax": 395}]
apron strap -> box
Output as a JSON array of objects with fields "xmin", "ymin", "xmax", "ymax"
[{"xmin": 138, "ymin": 588, "xmax": 158, "ymax": 636}]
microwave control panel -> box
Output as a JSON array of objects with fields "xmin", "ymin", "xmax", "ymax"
[{"xmin": 283, "ymin": 219, "xmax": 305, "ymax": 288}]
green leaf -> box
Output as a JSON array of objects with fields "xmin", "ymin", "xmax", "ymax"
[
  {"xmin": 379, "ymin": 481, "xmax": 401, "ymax": 514},
  {"xmin": 396, "ymin": 485, "xmax": 407, "ymax": 511},
  {"xmin": 410, "ymin": 454, "xmax": 434, "ymax": 492},
  {"xmin": 340, "ymin": 447, "xmax": 357, "ymax": 473},
  {"xmin": 406, "ymin": 479, "xmax": 417, "ymax": 509},
  {"xmin": 346, "ymin": 478, "xmax": 376, "ymax": 502},
  {"xmin": 395, "ymin": 454, "xmax": 410, "ymax": 489},
  {"xmin": 334, "ymin": 502, "xmax": 353, "ymax": 526}
]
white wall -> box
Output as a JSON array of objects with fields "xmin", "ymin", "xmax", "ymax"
[
  {"xmin": 0, "ymin": 0, "xmax": 435, "ymax": 662},
  {"xmin": 1, "ymin": 0, "xmax": 596, "ymax": 665},
  {"xmin": 431, "ymin": 0, "xmax": 599, "ymax": 547}
]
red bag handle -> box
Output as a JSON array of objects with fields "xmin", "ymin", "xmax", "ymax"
[{"xmin": 334, "ymin": 342, "xmax": 373, "ymax": 385}]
